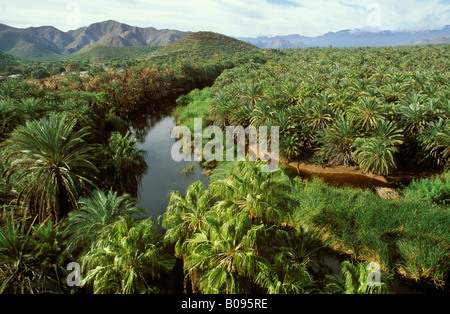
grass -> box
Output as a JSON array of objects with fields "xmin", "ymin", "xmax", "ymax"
[
  {"xmin": 402, "ymin": 171, "xmax": 450, "ymax": 206},
  {"xmin": 173, "ymin": 87, "xmax": 214, "ymax": 132},
  {"xmin": 291, "ymin": 176, "xmax": 450, "ymax": 287}
]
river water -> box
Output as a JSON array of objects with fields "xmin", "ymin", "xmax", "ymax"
[{"xmin": 131, "ymin": 114, "xmax": 208, "ymax": 225}]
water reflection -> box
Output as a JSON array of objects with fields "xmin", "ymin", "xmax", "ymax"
[{"xmin": 128, "ymin": 103, "xmax": 208, "ymax": 227}]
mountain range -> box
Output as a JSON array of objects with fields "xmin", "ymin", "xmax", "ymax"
[
  {"xmin": 0, "ymin": 20, "xmax": 188, "ymax": 60},
  {"xmin": 0, "ymin": 20, "xmax": 449, "ymax": 60},
  {"xmin": 237, "ymin": 26, "xmax": 450, "ymax": 49}
]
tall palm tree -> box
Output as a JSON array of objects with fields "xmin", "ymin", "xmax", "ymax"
[
  {"xmin": 67, "ymin": 189, "xmax": 144, "ymax": 253},
  {"xmin": 105, "ymin": 131, "xmax": 148, "ymax": 198},
  {"xmin": 1, "ymin": 113, "xmax": 98, "ymax": 222},
  {"xmin": 80, "ymin": 216, "xmax": 175, "ymax": 294}
]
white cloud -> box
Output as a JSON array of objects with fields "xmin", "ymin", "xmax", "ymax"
[{"xmin": 0, "ymin": 0, "xmax": 448, "ymax": 37}]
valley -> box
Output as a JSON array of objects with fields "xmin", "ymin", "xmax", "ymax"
[{"xmin": 0, "ymin": 21, "xmax": 448, "ymax": 296}]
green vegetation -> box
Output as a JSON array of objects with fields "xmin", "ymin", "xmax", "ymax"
[
  {"xmin": 0, "ymin": 31, "xmax": 448, "ymax": 295},
  {"xmin": 205, "ymin": 46, "xmax": 449, "ymax": 175},
  {"xmin": 69, "ymin": 45, "xmax": 160, "ymax": 62},
  {"xmin": 0, "ymin": 51, "xmax": 22, "ymax": 73},
  {"xmin": 290, "ymin": 176, "xmax": 449, "ymax": 287}
]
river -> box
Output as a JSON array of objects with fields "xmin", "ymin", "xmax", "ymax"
[
  {"xmin": 131, "ymin": 113, "xmax": 208, "ymax": 226},
  {"xmin": 128, "ymin": 106, "xmax": 433, "ymax": 294}
]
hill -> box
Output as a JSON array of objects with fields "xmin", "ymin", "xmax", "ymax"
[
  {"xmin": 152, "ymin": 31, "xmax": 259, "ymax": 59},
  {"xmin": 0, "ymin": 51, "xmax": 23, "ymax": 72},
  {"xmin": 0, "ymin": 20, "xmax": 188, "ymax": 61},
  {"xmin": 69, "ymin": 45, "xmax": 160, "ymax": 62}
]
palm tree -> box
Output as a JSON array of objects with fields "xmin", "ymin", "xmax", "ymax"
[
  {"xmin": 381, "ymin": 82, "xmax": 407, "ymax": 103},
  {"xmin": 371, "ymin": 121, "xmax": 404, "ymax": 147},
  {"xmin": 0, "ymin": 99, "xmax": 19, "ymax": 141},
  {"xmin": 250, "ymin": 102, "xmax": 274, "ymax": 127},
  {"xmin": 29, "ymin": 219, "xmax": 70, "ymax": 293},
  {"xmin": 1, "ymin": 113, "xmax": 98, "ymax": 222},
  {"xmin": 67, "ymin": 189, "xmax": 144, "ymax": 252},
  {"xmin": 316, "ymin": 113, "xmax": 359, "ymax": 166},
  {"xmin": 15, "ymin": 98, "xmax": 49, "ymax": 122},
  {"xmin": 105, "ymin": 131, "xmax": 148, "ymax": 198},
  {"xmin": 239, "ymin": 84, "xmax": 264, "ymax": 108},
  {"xmin": 0, "ymin": 211, "xmax": 34, "ymax": 294},
  {"xmin": 185, "ymin": 212, "xmax": 270, "ymax": 294},
  {"xmin": 160, "ymin": 181, "xmax": 214, "ymax": 257},
  {"xmin": 350, "ymin": 97, "xmax": 385, "ymax": 132},
  {"xmin": 280, "ymin": 134, "xmax": 302, "ymax": 162},
  {"xmin": 300, "ymin": 99, "xmax": 333, "ymax": 131},
  {"xmin": 399, "ymin": 92, "xmax": 428, "ymax": 135},
  {"xmin": 418, "ymin": 120, "xmax": 450, "ymax": 168},
  {"xmin": 354, "ymin": 137, "xmax": 398, "ymax": 175},
  {"xmin": 80, "ymin": 216, "xmax": 175, "ymax": 294},
  {"xmin": 256, "ymin": 228, "xmax": 324, "ymax": 294},
  {"xmin": 210, "ymin": 162, "xmax": 294, "ymax": 225}
]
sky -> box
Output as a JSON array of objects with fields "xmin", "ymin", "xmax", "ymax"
[{"xmin": 0, "ymin": 0, "xmax": 449, "ymax": 37}]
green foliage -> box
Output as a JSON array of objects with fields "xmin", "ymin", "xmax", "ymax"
[
  {"xmin": 80, "ymin": 216, "xmax": 175, "ymax": 294},
  {"xmin": 173, "ymin": 87, "xmax": 214, "ymax": 131},
  {"xmin": 402, "ymin": 172, "xmax": 450, "ymax": 206},
  {"xmin": 67, "ymin": 190, "xmax": 145, "ymax": 253},
  {"xmin": 207, "ymin": 45, "xmax": 450, "ymax": 174},
  {"xmin": 0, "ymin": 211, "xmax": 70, "ymax": 294},
  {"xmin": 30, "ymin": 68, "xmax": 50, "ymax": 79},
  {"xmin": 1, "ymin": 112, "xmax": 99, "ymax": 222},
  {"xmin": 0, "ymin": 51, "xmax": 21, "ymax": 72},
  {"xmin": 104, "ymin": 131, "xmax": 148, "ymax": 197},
  {"xmin": 325, "ymin": 261, "xmax": 392, "ymax": 294},
  {"xmin": 70, "ymin": 46, "xmax": 159, "ymax": 62},
  {"xmin": 291, "ymin": 177, "xmax": 450, "ymax": 286}
]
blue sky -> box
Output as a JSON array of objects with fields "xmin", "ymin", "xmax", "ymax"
[{"xmin": 0, "ymin": 0, "xmax": 449, "ymax": 37}]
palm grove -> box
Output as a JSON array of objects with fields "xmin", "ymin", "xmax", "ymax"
[{"xmin": 0, "ymin": 35, "xmax": 449, "ymax": 294}]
